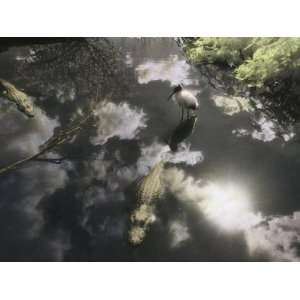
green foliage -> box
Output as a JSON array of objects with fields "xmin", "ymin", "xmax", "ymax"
[
  {"xmin": 183, "ymin": 37, "xmax": 300, "ymax": 128},
  {"xmin": 185, "ymin": 37, "xmax": 300, "ymax": 88},
  {"xmin": 185, "ymin": 37, "xmax": 253, "ymax": 66},
  {"xmin": 235, "ymin": 38, "xmax": 300, "ymax": 87}
]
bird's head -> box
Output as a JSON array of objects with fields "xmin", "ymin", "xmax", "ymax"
[
  {"xmin": 174, "ymin": 84, "xmax": 183, "ymax": 93},
  {"xmin": 167, "ymin": 84, "xmax": 183, "ymax": 101}
]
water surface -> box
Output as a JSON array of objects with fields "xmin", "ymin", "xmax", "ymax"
[{"xmin": 0, "ymin": 38, "xmax": 300, "ymax": 261}]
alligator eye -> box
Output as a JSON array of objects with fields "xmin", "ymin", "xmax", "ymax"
[{"xmin": 17, "ymin": 106, "xmax": 24, "ymax": 112}]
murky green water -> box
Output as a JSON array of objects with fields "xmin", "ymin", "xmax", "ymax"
[{"xmin": 0, "ymin": 38, "xmax": 300, "ymax": 261}]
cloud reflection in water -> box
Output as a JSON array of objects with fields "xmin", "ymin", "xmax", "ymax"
[
  {"xmin": 233, "ymin": 117, "xmax": 296, "ymax": 143},
  {"xmin": 169, "ymin": 220, "xmax": 190, "ymax": 248},
  {"xmin": 135, "ymin": 54, "xmax": 199, "ymax": 86},
  {"xmin": 212, "ymin": 93, "xmax": 253, "ymax": 116},
  {"xmin": 137, "ymin": 141, "xmax": 203, "ymax": 175},
  {"xmin": 164, "ymin": 167, "xmax": 300, "ymax": 261},
  {"xmin": 0, "ymin": 104, "xmax": 59, "ymax": 160},
  {"xmin": 90, "ymin": 101, "xmax": 147, "ymax": 145},
  {"xmin": 0, "ymin": 101, "xmax": 74, "ymax": 260}
]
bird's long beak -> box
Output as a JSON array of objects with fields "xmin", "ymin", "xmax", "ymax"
[{"xmin": 167, "ymin": 91, "xmax": 175, "ymax": 101}]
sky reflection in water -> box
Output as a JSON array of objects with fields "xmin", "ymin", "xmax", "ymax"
[{"xmin": 0, "ymin": 38, "xmax": 300, "ymax": 261}]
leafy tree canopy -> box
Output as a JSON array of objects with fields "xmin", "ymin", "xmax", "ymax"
[
  {"xmin": 183, "ymin": 37, "xmax": 300, "ymax": 129},
  {"xmin": 184, "ymin": 37, "xmax": 300, "ymax": 88}
]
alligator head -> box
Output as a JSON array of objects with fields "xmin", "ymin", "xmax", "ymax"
[{"xmin": 0, "ymin": 79, "xmax": 34, "ymax": 118}]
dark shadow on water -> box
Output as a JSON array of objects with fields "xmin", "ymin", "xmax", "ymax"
[{"xmin": 168, "ymin": 115, "xmax": 198, "ymax": 152}]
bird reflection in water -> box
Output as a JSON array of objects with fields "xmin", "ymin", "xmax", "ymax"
[
  {"xmin": 169, "ymin": 115, "xmax": 198, "ymax": 152},
  {"xmin": 128, "ymin": 116, "xmax": 198, "ymax": 245}
]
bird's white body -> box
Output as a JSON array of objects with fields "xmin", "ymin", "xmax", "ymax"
[
  {"xmin": 173, "ymin": 90, "xmax": 199, "ymax": 110},
  {"xmin": 167, "ymin": 85, "xmax": 199, "ymax": 121}
]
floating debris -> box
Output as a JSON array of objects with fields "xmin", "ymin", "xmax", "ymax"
[{"xmin": 0, "ymin": 79, "xmax": 34, "ymax": 118}]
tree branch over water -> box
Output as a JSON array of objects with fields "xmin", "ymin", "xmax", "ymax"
[{"xmin": 0, "ymin": 108, "xmax": 94, "ymax": 176}]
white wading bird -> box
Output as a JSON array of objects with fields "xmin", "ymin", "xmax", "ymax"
[{"xmin": 167, "ymin": 84, "xmax": 199, "ymax": 121}]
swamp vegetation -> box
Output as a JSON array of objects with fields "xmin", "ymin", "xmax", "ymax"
[
  {"xmin": 181, "ymin": 38, "xmax": 300, "ymax": 129},
  {"xmin": 1, "ymin": 38, "xmax": 300, "ymax": 260}
]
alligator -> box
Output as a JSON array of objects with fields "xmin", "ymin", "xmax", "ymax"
[
  {"xmin": 169, "ymin": 115, "xmax": 197, "ymax": 151},
  {"xmin": 0, "ymin": 79, "xmax": 34, "ymax": 117},
  {"xmin": 129, "ymin": 161, "xmax": 165, "ymax": 245},
  {"xmin": 136, "ymin": 161, "xmax": 165, "ymax": 204}
]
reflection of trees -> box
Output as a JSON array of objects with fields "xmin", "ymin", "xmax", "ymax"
[
  {"xmin": 18, "ymin": 38, "xmax": 129, "ymax": 100},
  {"xmin": 259, "ymin": 72, "xmax": 300, "ymax": 128},
  {"xmin": 199, "ymin": 64, "xmax": 300, "ymax": 136},
  {"xmin": 0, "ymin": 38, "xmax": 82, "ymax": 53},
  {"xmin": 197, "ymin": 63, "xmax": 300, "ymax": 131},
  {"xmin": 0, "ymin": 38, "xmax": 136, "ymax": 175}
]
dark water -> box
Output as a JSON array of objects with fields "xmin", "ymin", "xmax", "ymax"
[{"xmin": 1, "ymin": 38, "xmax": 300, "ymax": 261}]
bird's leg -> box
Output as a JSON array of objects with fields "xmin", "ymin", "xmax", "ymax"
[
  {"xmin": 187, "ymin": 109, "xmax": 190, "ymax": 119},
  {"xmin": 181, "ymin": 106, "xmax": 184, "ymax": 122}
]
